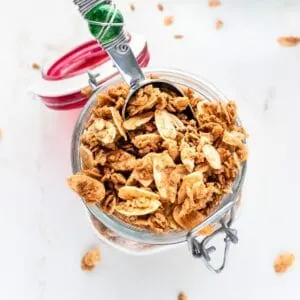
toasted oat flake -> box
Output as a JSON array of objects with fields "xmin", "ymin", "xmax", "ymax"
[
  {"xmin": 123, "ymin": 112, "xmax": 154, "ymax": 130},
  {"xmin": 164, "ymin": 16, "xmax": 174, "ymax": 26},
  {"xmin": 0, "ymin": 128, "xmax": 3, "ymax": 139},
  {"xmin": 157, "ymin": 3, "xmax": 164, "ymax": 11},
  {"xmin": 208, "ymin": 0, "xmax": 221, "ymax": 7},
  {"xmin": 178, "ymin": 292, "xmax": 188, "ymax": 300},
  {"xmin": 81, "ymin": 247, "xmax": 100, "ymax": 271},
  {"xmin": 223, "ymin": 130, "xmax": 245, "ymax": 147},
  {"xmin": 115, "ymin": 198, "xmax": 161, "ymax": 216},
  {"xmin": 277, "ymin": 36, "xmax": 300, "ymax": 47},
  {"xmin": 178, "ymin": 171, "xmax": 204, "ymax": 204},
  {"xmin": 107, "ymin": 149, "xmax": 137, "ymax": 171},
  {"xmin": 174, "ymin": 34, "xmax": 184, "ymax": 40},
  {"xmin": 215, "ymin": 19, "xmax": 224, "ymax": 30},
  {"xmin": 273, "ymin": 252, "xmax": 295, "ymax": 274},
  {"xmin": 118, "ymin": 186, "xmax": 160, "ymax": 200},
  {"xmin": 202, "ymin": 144, "xmax": 222, "ymax": 169},
  {"xmin": 68, "ymin": 174, "xmax": 105, "ymax": 205},
  {"xmin": 110, "ymin": 107, "xmax": 127, "ymax": 140}
]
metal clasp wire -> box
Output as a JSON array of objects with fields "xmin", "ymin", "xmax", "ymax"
[{"xmin": 187, "ymin": 207, "xmax": 238, "ymax": 273}]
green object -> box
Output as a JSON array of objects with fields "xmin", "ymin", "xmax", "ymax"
[{"xmin": 85, "ymin": 3, "xmax": 124, "ymax": 45}]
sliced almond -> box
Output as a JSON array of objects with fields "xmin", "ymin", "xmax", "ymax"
[
  {"xmin": 153, "ymin": 152, "xmax": 177, "ymax": 202},
  {"xmin": 118, "ymin": 186, "xmax": 160, "ymax": 200},
  {"xmin": 110, "ymin": 107, "xmax": 127, "ymax": 140},
  {"xmin": 155, "ymin": 109, "xmax": 177, "ymax": 140},
  {"xmin": 79, "ymin": 145, "xmax": 94, "ymax": 169},
  {"xmin": 223, "ymin": 130, "xmax": 245, "ymax": 147},
  {"xmin": 180, "ymin": 143, "xmax": 196, "ymax": 172},
  {"xmin": 67, "ymin": 174, "xmax": 105, "ymax": 205},
  {"xmin": 168, "ymin": 113, "xmax": 186, "ymax": 130},
  {"xmin": 202, "ymin": 144, "xmax": 222, "ymax": 169},
  {"xmin": 123, "ymin": 112, "xmax": 154, "ymax": 130},
  {"xmin": 115, "ymin": 198, "xmax": 161, "ymax": 216}
]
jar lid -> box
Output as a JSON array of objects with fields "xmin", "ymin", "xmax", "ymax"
[{"xmin": 30, "ymin": 33, "xmax": 149, "ymax": 110}]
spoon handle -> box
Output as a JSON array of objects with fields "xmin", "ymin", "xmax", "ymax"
[
  {"xmin": 106, "ymin": 37, "xmax": 145, "ymax": 88},
  {"xmin": 74, "ymin": 0, "xmax": 145, "ymax": 88}
]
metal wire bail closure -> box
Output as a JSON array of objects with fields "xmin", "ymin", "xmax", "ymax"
[{"xmin": 187, "ymin": 206, "xmax": 238, "ymax": 273}]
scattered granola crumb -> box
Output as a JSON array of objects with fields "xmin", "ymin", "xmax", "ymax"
[
  {"xmin": 215, "ymin": 19, "xmax": 224, "ymax": 30},
  {"xmin": 178, "ymin": 292, "xmax": 188, "ymax": 300},
  {"xmin": 81, "ymin": 247, "xmax": 100, "ymax": 271},
  {"xmin": 81, "ymin": 86, "xmax": 93, "ymax": 97},
  {"xmin": 273, "ymin": 252, "xmax": 295, "ymax": 274},
  {"xmin": 208, "ymin": 0, "xmax": 221, "ymax": 7},
  {"xmin": 32, "ymin": 63, "xmax": 40, "ymax": 70},
  {"xmin": 157, "ymin": 3, "xmax": 164, "ymax": 12},
  {"xmin": 174, "ymin": 34, "xmax": 184, "ymax": 40},
  {"xmin": 129, "ymin": 3, "xmax": 135, "ymax": 11},
  {"xmin": 277, "ymin": 36, "xmax": 300, "ymax": 47},
  {"xmin": 0, "ymin": 128, "xmax": 3, "ymax": 139},
  {"xmin": 164, "ymin": 16, "xmax": 174, "ymax": 26}
]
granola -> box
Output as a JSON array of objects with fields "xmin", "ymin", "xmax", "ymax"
[
  {"xmin": 81, "ymin": 247, "xmax": 100, "ymax": 271},
  {"xmin": 174, "ymin": 34, "xmax": 184, "ymax": 40},
  {"xmin": 215, "ymin": 19, "xmax": 224, "ymax": 30},
  {"xmin": 178, "ymin": 292, "xmax": 188, "ymax": 300},
  {"xmin": 164, "ymin": 16, "xmax": 174, "ymax": 26},
  {"xmin": 277, "ymin": 36, "xmax": 300, "ymax": 47},
  {"xmin": 208, "ymin": 0, "xmax": 221, "ymax": 7},
  {"xmin": 68, "ymin": 82, "xmax": 248, "ymax": 233},
  {"xmin": 32, "ymin": 62, "xmax": 41, "ymax": 70},
  {"xmin": 273, "ymin": 252, "xmax": 295, "ymax": 274}
]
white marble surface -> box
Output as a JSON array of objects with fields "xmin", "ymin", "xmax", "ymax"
[{"xmin": 1, "ymin": 0, "xmax": 300, "ymax": 299}]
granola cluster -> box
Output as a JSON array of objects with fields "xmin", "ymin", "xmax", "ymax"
[{"xmin": 68, "ymin": 81, "xmax": 248, "ymax": 233}]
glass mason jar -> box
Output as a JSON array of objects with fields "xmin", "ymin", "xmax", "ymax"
[{"xmin": 71, "ymin": 68, "xmax": 247, "ymax": 273}]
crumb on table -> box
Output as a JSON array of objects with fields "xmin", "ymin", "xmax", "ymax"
[
  {"xmin": 32, "ymin": 63, "xmax": 40, "ymax": 70},
  {"xmin": 208, "ymin": 0, "xmax": 221, "ymax": 8},
  {"xmin": 273, "ymin": 252, "xmax": 295, "ymax": 274},
  {"xmin": 81, "ymin": 247, "xmax": 100, "ymax": 271},
  {"xmin": 157, "ymin": 3, "xmax": 164, "ymax": 12},
  {"xmin": 277, "ymin": 36, "xmax": 300, "ymax": 47},
  {"xmin": 215, "ymin": 19, "xmax": 224, "ymax": 30},
  {"xmin": 164, "ymin": 16, "xmax": 174, "ymax": 26},
  {"xmin": 178, "ymin": 292, "xmax": 188, "ymax": 300},
  {"xmin": 129, "ymin": 3, "xmax": 135, "ymax": 11},
  {"xmin": 174, "ymin": 34, "xmax": 184, "ymax": 40}
]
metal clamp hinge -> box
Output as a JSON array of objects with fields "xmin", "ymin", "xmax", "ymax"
[{"xmin": 187, "ymin": 217, "xmax": 238, "ymax": 273}]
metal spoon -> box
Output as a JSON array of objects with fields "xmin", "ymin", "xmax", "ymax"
[{"xmin": 74, "ymin": 0, "xmax": 196, "ymax": 119}]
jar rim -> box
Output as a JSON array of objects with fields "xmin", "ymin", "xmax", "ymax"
[{"xmin": 71, "ymin": 67, "xmax": 247, "ymax": 245}]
